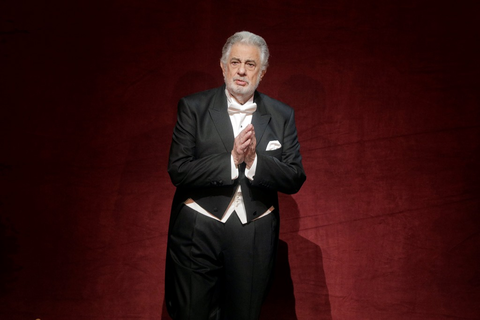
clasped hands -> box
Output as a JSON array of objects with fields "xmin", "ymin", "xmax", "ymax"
[{"xmin": 232, "ymin": 124, "xmax": 256, "ymax": 169}]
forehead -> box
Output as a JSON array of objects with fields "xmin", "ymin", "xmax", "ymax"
[{"xmin": 228, "ymin": 43, "xmax": 261, "ymax": 61}]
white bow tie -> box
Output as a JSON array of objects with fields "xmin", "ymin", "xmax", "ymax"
[{"xmin": 227, "ymin": 102, "xmax": 257, "ymax": 115}]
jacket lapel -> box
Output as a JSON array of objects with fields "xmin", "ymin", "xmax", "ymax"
[
  {"xmin": 252, "ymin": 93, "xmax": 271, "ymax": 146},
  {"xmin": 209, "ymin": 87, "xmax": 234, "ymax": 151}
]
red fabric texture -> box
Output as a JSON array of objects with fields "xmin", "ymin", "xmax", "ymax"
[{"xmin": 1, "ymin": 1, "xmax": 479, "ymax": 319}]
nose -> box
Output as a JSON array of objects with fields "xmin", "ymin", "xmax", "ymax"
[{"xmin": 237, "ymin": 63, "xmax": 247, "ymax": 75}]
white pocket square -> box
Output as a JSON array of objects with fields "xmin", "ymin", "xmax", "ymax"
[{"xmin": 266, "ymin": 140, "xmax": 282, "ymax": 151}]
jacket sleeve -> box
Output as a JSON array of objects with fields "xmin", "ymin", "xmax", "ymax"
[{"xmin": 167, "ymin": 97, "xmax": 234, "ymax": 188}]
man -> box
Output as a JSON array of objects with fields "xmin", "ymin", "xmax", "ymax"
[{"xmin": 166, "ymin": 31, "xmax": 306, "ymax": 320}]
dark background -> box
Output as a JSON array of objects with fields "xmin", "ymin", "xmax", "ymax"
[{"xmin": 1, "ymin": 1, "xmax": 479, "ymax": 319}]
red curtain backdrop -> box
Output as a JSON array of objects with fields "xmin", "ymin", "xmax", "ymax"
[{"xmin": 1, "ymin": 1, "xmax": 479, "ymax": 319}]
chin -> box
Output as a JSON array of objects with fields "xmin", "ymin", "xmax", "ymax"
[{"xmin": 228, "ymin": 83, "xmax": 255, "ymax": 98}]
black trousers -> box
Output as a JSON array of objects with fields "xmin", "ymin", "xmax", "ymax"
[{"xmin": 165, "ymin": 205, "xmax": 279, "ymax": 320}]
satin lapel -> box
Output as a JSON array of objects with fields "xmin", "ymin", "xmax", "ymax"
[
  {"xmin": 252, "ymin": 98, "xmax": 271, "ymax": 146},
  {"xmin": 209, "ymin": 89, "xmax": 234, "ymax": 151}
]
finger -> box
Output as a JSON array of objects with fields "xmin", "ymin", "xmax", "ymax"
[
  {"xmin": 240, "ymin": 124, "xmax": 254, "ymax": 136},
  {"xmin": 243, "ymin": 138, "xmax": 251, "ymax": 147},
  {"xmin": 236, "ymin": 138, "xmax": 251, "ymax": 152}
]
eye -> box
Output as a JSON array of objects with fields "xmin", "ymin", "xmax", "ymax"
[
  {"xmin": 231, "ymin": 60, "xmax": 239, "ymax": 66},
  {"xmin": 245, "ymin": 62, "xmax": 257, "ymax": 71}
]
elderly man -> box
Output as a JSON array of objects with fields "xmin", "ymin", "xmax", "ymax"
[{"xmin": 166, "ymin": 31, "xmax": 306, "ymax": 320}]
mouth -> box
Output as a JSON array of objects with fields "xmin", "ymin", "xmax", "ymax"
[{"xmin": 234, "ymin": 78, "xmax": 248, "ymax": 86}]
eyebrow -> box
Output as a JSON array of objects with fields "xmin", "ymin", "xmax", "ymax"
[{"xmin": 231, "ymin": 57, "xmax": 257, "ymax": 64}]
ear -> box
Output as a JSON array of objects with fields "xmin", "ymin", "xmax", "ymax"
[{"xmin": 260, "ymin": 69, "xmax": 267, "ymax": 80}]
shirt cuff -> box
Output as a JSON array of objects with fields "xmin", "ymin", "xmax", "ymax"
[
  {"xmin": 231, "ymin": 154, "xmax": 239, "ymax": 180},
  {"xmin": 245, "ymin": 154, "xmax": 257, "ymax": 180}
]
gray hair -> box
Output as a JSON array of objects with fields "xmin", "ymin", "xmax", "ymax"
[{"xmin": 221, "ymin": 31, "xmax": 270, "ymax": 71}]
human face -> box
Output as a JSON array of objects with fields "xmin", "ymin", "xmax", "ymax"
[{"xmin": 221, "ymin": 43, "xmax": 266, "ymax": 104}]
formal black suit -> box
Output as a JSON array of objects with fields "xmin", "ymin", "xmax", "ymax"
[{"xmin": 166, "ymin": 85, "xmax": 306, "ymax": 320}]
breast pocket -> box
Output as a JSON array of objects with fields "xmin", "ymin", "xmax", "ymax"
[{"xmin": 263, "ymin": 139, "xmax": 282, "ymax": 158}]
